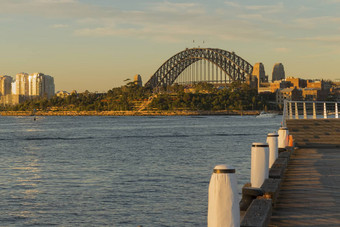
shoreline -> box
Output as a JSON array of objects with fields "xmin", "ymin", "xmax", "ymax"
[{"xmin": 0, "ymin": 110, "xmax": 271, "ymax": 116}]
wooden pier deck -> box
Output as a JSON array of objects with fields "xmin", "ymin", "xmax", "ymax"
[{"xmin": 270, "ymin": 147, "xmax": 340, "ymax": 226}]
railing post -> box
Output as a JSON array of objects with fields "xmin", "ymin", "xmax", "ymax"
[
  {"xmin": 323, "ymin": 102, "xmax": 327, "ymax": 119},
  {"xmin": 289, "ymin": 102, "xmax": 293, "ymax": 119},
  {"xmin": 335, "ymin": 103, "xmax": 339, "ymax": 119},
  {"xmin": 282, "ymin": 100, "xmax": 288, "ymax": 127},
  {"xmin": 303, "ymin": 102, "xmax": 307, "ymax": 119},
  {"xmin": 313, "ymin": 102, "xmax": 317, "ymax": 119},
  {"xmin": 295, "ymin": 102, "xmax": 299, "ymax": 119}
]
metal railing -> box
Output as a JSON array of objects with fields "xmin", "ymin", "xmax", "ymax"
[{"xmin": 282, "ymin": 100, "xmax": 340, "ymax": 126}]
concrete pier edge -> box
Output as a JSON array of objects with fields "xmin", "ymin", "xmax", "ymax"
[{"xmin": 240, "ymin": 146, "xmax": 294, "ymax": 227}]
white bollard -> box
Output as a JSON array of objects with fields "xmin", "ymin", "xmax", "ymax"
[
  {"xmin": 278, "ymin": 127, "xmax": 289, "ymax": 149},
  {"xmin": 267, "ymin": 133, "xmax": 279, "ymax": 168},
  {"xmin": 251, "ymin": 143, "xmax": 269, "ymax": 188},
  {"xmin": 208, "ymin": 164, "xmax": 240, "ymax": 227}
]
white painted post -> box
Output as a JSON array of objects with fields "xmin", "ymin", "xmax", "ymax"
[
  {"xmin": 335, "ymin": 103, "xmax": 338, "ymax": 119},
  {"xmin": 267, "ymin": 133, "xmax": 279, "ymax": 168},
  {"xmin": 282, "ymin": 100, "xmax": 288, "ymax": 127},
  {"xmin": 303, "ymin": 102, "xmax": 307, "ymax": 119},
  {"xmin": 323, "ymin": 102, "xmax": 327, "ymax": 119},
  {"xmin": 289, "ymin": 102, "xmax": 293, "ymax": 119},
  {"xmin": 278, "ymin": 127, "xmax": 289, "ymax": 149},
  {"xmin": 295, "ymin": 102, "xmax": 299, "ymax": 119},
  {"xmin": 313, "ymin": 102, "xmax": 317, "ymax": 119},
  {"xmin": 208, "ymin": 164, "xmax": 240, "ymax": 227},
  {"xmin": 251, "ymin": 143, "xmax": 269, "ymax": 188}
]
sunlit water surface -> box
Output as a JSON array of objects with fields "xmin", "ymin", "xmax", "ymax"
[{"xmin": 0, "ymin": 115, "xmax": 281, "ymax": 226}]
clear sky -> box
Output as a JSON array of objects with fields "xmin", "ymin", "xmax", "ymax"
[{"xmin": 0, "ymin": 0, "xmax": 339, "ymax": 92}]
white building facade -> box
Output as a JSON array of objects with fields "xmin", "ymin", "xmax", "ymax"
[
  {"xmin": 28, "ymin": 73, "xmax": 55, "ymax": 98},
  {"xmin": 15, "ymin": 73, "xmax": 29, "ymax": 96},
  {"xmin": 1, "ymin": 72, "xmax": 55, "ymax": 105}
]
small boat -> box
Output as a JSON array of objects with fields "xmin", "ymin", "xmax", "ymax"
[{"xmin": 256, "ymin": 111, "xmax": 277, "ymax": 118}]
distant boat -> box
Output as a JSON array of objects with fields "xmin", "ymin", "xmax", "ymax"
[{"xmin": 256, "ymin": 111, "xmax": 277, "ymax": 118}]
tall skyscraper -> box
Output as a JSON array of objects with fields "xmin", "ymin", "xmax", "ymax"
[
  {"xmin": 252, "ymin": 63, "xmax": 266, "ymax": 88},
  {"xmin": 28, "ymin": 73, "xmax": 55, "ymax": 98},
  {"xmin": 272, "ymin": 63, "xmax": 285, "ymax": 82},
  {"xmin": 0, "ymin": 72, "xmax": 55, "ymax": 105},
  {"xmin": 0, "ymin": 75, "xmax": 13, "ymax": 96},
  {"xmin": 43, "ymin": 75, "xmax": 55, "ymax": 99},
  {"xmin": 15, "ymin": 73, "xmax": 29, "ymax": 95},
  {"xmin": 11, "ymin": 81, "xmax": 16, "ymax": 95}
]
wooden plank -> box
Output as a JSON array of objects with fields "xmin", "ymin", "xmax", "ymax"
[
  {"xmin": 287, "ymin": 119, "xmax": 340, "ymax": 147},
  {"xmin": 270, "ymin": 148, "xmax": 340, "ymax": 226}
]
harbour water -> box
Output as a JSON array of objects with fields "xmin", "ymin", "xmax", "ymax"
[{"xmin": 0, "ymin": 115, "xmax": 281, "ymax": 226}]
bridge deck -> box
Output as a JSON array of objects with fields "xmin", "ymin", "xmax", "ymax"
[{"xmin": 270, "ymin": 147, "xmax": 340, "ymax": 226}]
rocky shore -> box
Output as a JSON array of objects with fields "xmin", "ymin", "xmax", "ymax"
[{"xmin": 1, "ymin": 110, "xmax": 262, "ymax": 116}]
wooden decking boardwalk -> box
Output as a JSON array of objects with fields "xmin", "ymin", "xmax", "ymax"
[{"xmin": 270, "ymin": 148, "xmax": 340, "ymax": 226}]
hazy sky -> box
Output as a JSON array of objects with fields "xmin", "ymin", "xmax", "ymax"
[{"xmin": 0, "ymin": 0, "xmax": 339, "ymax": 92}]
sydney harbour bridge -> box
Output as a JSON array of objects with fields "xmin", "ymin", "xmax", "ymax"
[{"xmin": 144, "ymin": 48, "xmax": 254, "ymax": 89}]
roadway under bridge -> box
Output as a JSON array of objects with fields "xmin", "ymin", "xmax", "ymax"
[{"xmin": 144, "ymin": 48, "xmax": 254, "ymax": 89}]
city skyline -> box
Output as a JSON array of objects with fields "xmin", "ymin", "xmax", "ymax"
[{"xmin": 0, "ymin": 0, "xmax": 339, "ymax": 92}]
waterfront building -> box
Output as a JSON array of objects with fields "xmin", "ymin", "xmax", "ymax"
[
  {"xmin": 252, "ymin": 63, "xmax": 266, "ymax": 88},
  {"xmin": 306, "ymin": 80, "xmax": 332, "ymax": 91},
  {"xmin": 257, "ymin": 82, "xmax": 271, "ymax": 93},
  {"xmin": 11, "ymin": 81, "xmax": 16, "ymax": 95},
  {"xmin": 15, "ymin": 73, "xmax": 29, "ymax": 96},
  {"xmin": 276, "ymin": 87, "xmax": 302, "ymax": 105},
  {"xmin": 43, "ymin": 75, "xmax": 55, "ymax": 98},
  {"xmin": 0, "ymin": 72, "xmax": 55, "ymax": 105},
  {"xmin": 246, "ymin": 74, "xmax": 258, "ymax": 89},
  {"xmin": 272, "ymin": 63, "xmax": 285, "ymax": 82},
  {"xmin": 56, "ymin": 91, "xmax": 70, "ymax": 98},
  {"xmin": 270, "ymin": 80, "xmax": 293, "ymax": 93},
  {"xmin": 301, "ymin": 88, "xmax": 329, "ymax": 101},
  {"xmin": 28, "ymin": 73, "xmax": 55, "ymax": 98},
  {"xmin": 330, "ymin": 87, "xmax": 340, "ymax": 101},
  {"xmin": 0, "ymin": 75, "xmax": 13, "ymax": 96},
  {"xmin": 286, "ymin": 77, "xmax": 307, "ymax": 88},
  {"xmin": 134, "ymin": 74, "xmax": 142, "ymax": 86},
  {"xmin": 1, "ymin": 94, "xmax": 28, "ymax": 105}
]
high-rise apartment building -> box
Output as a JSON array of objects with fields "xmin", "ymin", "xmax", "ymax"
[
  {"xmin": 272, "ymin": 63, "xmax": 285, "ymax": 82},
  {"xmin": 43, "ymin": 75, "xmax": 55, "ymax": 99},
  {"xmin": 252, "ymin": 63, "xmax": 266, "ymax": 88},
  {"xmin": 0, "ymin": 72, "xmax": 55, "ymax": 105},
  {"xmin": 15, "ymin": 73, "xmax": 29, "ymax": 95},
  {"xmin": 28, "ymin": 73, "xmax": 55, "ymax": 98},
  {"xmin": 0, "ymin": 75, "xmax": 13, "ymax": 96}
]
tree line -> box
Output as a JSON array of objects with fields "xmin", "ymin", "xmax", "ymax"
[
  {"xmin": 150, "ymin": 82, "xmax": 267, "ymax": 111},
  {"xmin": 1, "ymin": 82, "xmax": 271, "ymax": 112}
]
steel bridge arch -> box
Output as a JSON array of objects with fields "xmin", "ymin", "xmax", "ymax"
[{"xmin": 144, "ymin": 48, "xmax": 253, "ymax": 89}]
